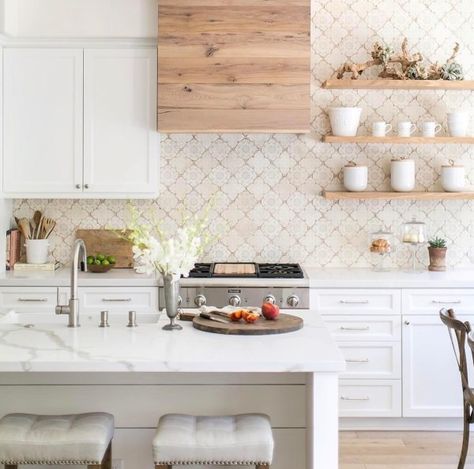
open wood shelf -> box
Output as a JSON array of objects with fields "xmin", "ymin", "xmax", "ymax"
[
  {"xmin": 322, "ymin": 191, "xmax": 474, "ymax": 201},
  {"xmin": 322, "ymin": 135, "xmax": 474, "ymax": 144},
  {"xmin": 322, "ymin": 79, "xmax": 474, "ymax": 90}
]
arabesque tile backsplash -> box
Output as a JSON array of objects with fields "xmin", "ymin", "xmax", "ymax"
[{"xmin": 14, "ymin": 0, "xmax": 474, "ymax": 268}]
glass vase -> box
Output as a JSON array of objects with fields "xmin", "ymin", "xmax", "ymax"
[{"xmin": 162, "ymin": 274, "xmax": 183, "ymax": 331}]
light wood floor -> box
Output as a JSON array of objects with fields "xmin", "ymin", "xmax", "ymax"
[{"xmin": 341, "ymin": 431, "xmax": 474, "ymax": 468}]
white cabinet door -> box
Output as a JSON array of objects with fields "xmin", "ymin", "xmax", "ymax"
[
  {"xmin": 402, "ymin": 314, "xmax": 474, "ymax": 417},
  {"xmin": 84, "ymin": 49, "xmax": 158, "ymax": 197},
  {"xmin": 3, "ymin": 49, "xmax": 83, "ymax": 195}
]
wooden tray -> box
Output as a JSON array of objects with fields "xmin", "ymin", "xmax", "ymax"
[{"xmin": 193, "ymin": 313, "xmax": 303, "ymax": 336}]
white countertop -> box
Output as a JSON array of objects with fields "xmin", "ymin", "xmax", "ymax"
[
  {"xmin": 305, "ymin": 267, "xmax": 474, "ymax": 288},
  {"xmin": 1, "ymin": 266, "xmax": 474, "ymax": 288},
  {"xmin": 0, "ymin": 268, "xmax": 309, "ymax": 288},
  {"xmin": 0, "ymin": 310, "xmax": 344, "ymax": 373}
]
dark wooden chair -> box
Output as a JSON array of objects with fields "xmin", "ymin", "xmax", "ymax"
[{"xmin": 440, "ymin": 308, "xmax": 474, "ymax": 469}]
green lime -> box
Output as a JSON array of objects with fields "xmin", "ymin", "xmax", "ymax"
[
  {"xmin": 107, "ymin": 256, "xmax": 116, "ymax": 264},
  {"xmin": 96, "ymin": 254, "xmax": 106, "ymax": 261},
  {"xmin": 101, "ymin": 259, "xmax": 110, "ymax": 266},
  {"xmin": 87, "ymin": 256, "xmax": 94, "ymax": 265},
  {"xmin": 94, "ymin": 259, "xmax": 102, "ymax": 265}
]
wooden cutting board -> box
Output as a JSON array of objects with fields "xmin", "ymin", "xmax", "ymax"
[
  {"xmin": 193, "ymin": 313, "xmax": 303, "ymax": 336},
  {"xmin": 76, "ymin": 229, "xmax": 133, "ymax": 269}
]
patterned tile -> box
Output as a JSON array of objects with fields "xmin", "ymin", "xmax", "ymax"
[{"xmin": 13, "ymin": 0, "xmax": 474, "ymax": 268}]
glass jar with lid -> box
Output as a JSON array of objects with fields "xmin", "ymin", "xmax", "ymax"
[
  {"xmin": 401, "ymin": 218, "xmax": 427, "ymax": 271},
  {"xmin": 369, "ymin": 229, "xmax": 393, "ymax": 272}
]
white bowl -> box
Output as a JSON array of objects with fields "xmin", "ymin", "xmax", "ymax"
[{"xmin": 328, "ymin": 107, "xmax": 362, "ymax": 137}]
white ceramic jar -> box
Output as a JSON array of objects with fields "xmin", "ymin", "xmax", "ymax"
[
  {"xmin": 441, "ymin": 160, "xmax": 465, "ymax": 192},
  {"xmin": 343, "ymin": 161, "xmax": 368, "ymax": 192},
  {"xmin": 391, "ymin": 158, "xmax": 415, "ymax": 192},
  {"xmin": 328, "ymin": 107, "xmax": 362, "ymax": 137}
]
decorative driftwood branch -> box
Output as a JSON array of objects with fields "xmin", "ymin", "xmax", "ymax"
[{"xmin": 334, "ymin": 39, "xmax": 464, "ymax": 81}]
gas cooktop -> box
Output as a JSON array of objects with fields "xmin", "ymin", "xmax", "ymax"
[{"xmin": 188, "ymin": 263, "xmax": 304, "ymax": 279}]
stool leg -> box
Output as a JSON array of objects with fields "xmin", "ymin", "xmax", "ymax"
[
  {"xmin": 155, "ymin": 465, "xmax": 172, "ymax": 469},
  {"xmin": 5, "ymin": 465, "xmax": 18, "ymax": 469},
  {"xmin": 256, "ymin": 465, "xmax": 270, "ymax": 469}
]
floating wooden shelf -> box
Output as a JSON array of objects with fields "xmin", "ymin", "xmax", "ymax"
[
  {"xmin": 322, "ymin": 191, "xmax": 474, "ymax": 201},
  {"xmin": 322, "ymin": 79, "xmax": 474, "ymax": 90},
  {"xmin": 322, "ymin": 135, "xmax": 474, "ymax": 144}
]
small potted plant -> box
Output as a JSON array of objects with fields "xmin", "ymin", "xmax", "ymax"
[{"xmin": 428, "ymin": 237, "xmax": 448, "ymax": 272}]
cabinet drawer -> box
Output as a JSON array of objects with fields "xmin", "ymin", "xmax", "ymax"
[
  {"xmin": 324, "ymin": 315, "xmax": 401, "ymax": 341},
  {"xmin": 312, "ymin": 289, "xmax": 400, "ymax": 315},
  {"xmin": 403, "ymin": 289, "xmax": 474, "ymax": 315},
  {"xmin": 339, "ymin": 380, "xmax": 401, "ymax": 417},
  {"xmin": 0, "ymin": 287, "xmax": 59, "ymax": 312},
  {"xmin": 339, "ymin": 342, "xmax": 401, "ymax": 379},
  {"xmin": 78, "ymin": 287, "xmax": 158, "ymax": 313}
]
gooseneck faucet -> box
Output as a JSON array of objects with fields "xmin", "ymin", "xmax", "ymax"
[{"xmin": 56, "ymin": 239, "xmax": 87, "ymax": 327}]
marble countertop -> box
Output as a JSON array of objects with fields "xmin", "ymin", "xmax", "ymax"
[
  {"xmin": 0, "ymin": 310, "xmax": 345, "ymax": 373},
  {"xmin": 1, "ymin": 266, "xmax": 474, "ymax": 288}
]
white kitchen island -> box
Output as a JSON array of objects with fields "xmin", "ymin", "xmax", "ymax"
[{"xmin": 0, "ymin": 310, "xmax": 344, "ymax": 469}]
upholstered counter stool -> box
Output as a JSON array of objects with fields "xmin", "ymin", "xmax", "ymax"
[
  {"xmin": 153, "ymin": 413, "xmax": 274, "ymax": 469},
  {"xmin": 0, "ymin": 412, "xmax": 114, "ymax": 469}
]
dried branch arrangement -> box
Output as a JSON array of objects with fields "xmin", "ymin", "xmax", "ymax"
[{"xmin": 335, "ymin": 38, "xmax": 464, "ymax": 81}]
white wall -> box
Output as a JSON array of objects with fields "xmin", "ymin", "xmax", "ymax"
[{"xmin": 3, "ymin": 0, "xmax": 157, "ymax": 38}]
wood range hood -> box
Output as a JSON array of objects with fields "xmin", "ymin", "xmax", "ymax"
[{"xmin": 157, "ymin": 0, "xmax": 311, "ymax": 133}]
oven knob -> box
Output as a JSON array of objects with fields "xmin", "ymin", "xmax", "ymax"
[
  {"xmin": 264, "ymin": 295, "xmax": 276, "ymax": 304},
  {"xmin": 287, "ymin": 295, "xmax": 299, "ymax": 308},
  {"xmin": 229, "ymin": 295, "xmax": 241, "ymax": 307},
  {"xmin": 194, "ymin": 294, "xmax": 206, "ymax": 307}
]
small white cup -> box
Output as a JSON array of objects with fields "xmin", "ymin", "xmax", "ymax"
[
  {"xmin": 25, "ymin": 239, "xmax": 50, "ymax": 264},
  {"xmin": 372, "ymin": 121, "xmax": 392, "ymax": 137},
  {"xmin": 422, "ymin": 121, "xmax": 442, "ymax": 137},
  {"xmin": 343, "ymin": 163, "xmax": 368, "ymax": 192},
  {"xmin": 447, "ymin": 112, "xmax": 470, "ymax": 137},
  {"xmin": 398, "ymin": 122, "xmax": 417, "ymax": 137}
]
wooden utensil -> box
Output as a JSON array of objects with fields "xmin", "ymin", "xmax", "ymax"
[
  {"xmin": 17, "ymin": 218, "xmax": 31, "ymax": 240},
  {"xmin": 42, "ymin": 218, "xmax": 56, "ymax": 239},
  {"xmin": 32, "ymin": 211, "xmax": 42, "ymax": 238}
]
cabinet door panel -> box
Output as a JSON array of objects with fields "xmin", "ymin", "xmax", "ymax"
[
  {"xmin": 84, "ymin": 49, "xmax": 158, "ymax": 196},
  {"xmin": 3, "ymin": 49, "xmax": 83, "ymax": 194},
  {"xmin": 402, "ymin": 315, "xmax": 474, "ymax": 417}
]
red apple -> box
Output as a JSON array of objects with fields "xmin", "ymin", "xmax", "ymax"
[{"xmin": 262, "ymin": 302, "xmax": 280, "ymax": 320}]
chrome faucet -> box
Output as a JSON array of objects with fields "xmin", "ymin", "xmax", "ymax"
[{"xmin": 56, "ymin": 239, "xmax": 87, "ymax": 327}]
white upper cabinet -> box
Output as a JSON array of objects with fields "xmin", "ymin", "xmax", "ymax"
[
  {"xmin": 2, "ymin": 47, "xmax": 159, "ymax": 198},
  {"xmin": 3, "ymin": 48, "xmax": 84, "ymax": 195},
  {"xmin": 84, "ymin": 49, "xmax": 158, "ymax": 196}
]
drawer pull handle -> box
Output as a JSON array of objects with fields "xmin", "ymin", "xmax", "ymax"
[
  {"xmin": 340, "ymin": 396, "xmax": 370, "ymax": 401},
  {"xmin": 101, "ymin": 298, "xmax": 132, "ymax": 302},
  {"xmin": 346, "ymin": 358, "xmax": 369, "ymax": 363},
  {"xmin": 340, "ymin": 326, "xmax": 370, "ymax": 331},
  {"xmin": 17, "ymin": 298, "xmax": 48, "ymax": 302},
  {"xmin": 339, "ymin": 300, "xmax": 369, "ymax": 304},
  {"xmin": 432, "ymin": 300, "xmax": 461, "ymax": 304}
]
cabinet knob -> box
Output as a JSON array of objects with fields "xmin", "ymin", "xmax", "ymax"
[
  {"xmin": 84, "ymin": 184, "xmax": 89, "ymax": 189},
  {"xmin": 75, "ymin": 184, "xmax": 81, "ymax": 189},
  {"xmin": 404, "ymin": 321, "xmax": 410, "ymax": 325}
]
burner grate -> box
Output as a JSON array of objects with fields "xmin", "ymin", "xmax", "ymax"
[
  {"xmin": 187, "ymin": 263, "xmax": 212, "ymax": 278},
  {"xmin": 258, "ymin": 263, "xmax": 304, "ymax": 278}
]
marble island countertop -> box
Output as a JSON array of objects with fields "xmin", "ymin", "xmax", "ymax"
[
  {"xmin": 0, "ymin": 310, "xmax": 345, "ymax": 373},
  {"xmin": 1, "ymin": 266, "xmax": 474, "ymax": 288}
]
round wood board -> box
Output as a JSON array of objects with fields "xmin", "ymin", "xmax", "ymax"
[{"xmin": 192, "ymin": 313, "xmax": 304, "ymax": 336}]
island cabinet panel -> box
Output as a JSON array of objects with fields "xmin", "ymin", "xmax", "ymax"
[{"xmin": 157, "ymin": 0, "xmax": 311, "ymax": 133}]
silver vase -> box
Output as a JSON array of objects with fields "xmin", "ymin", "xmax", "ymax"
[{"xmin": 162, "ymin": 274, "xmax": 182, "ymax": 331}]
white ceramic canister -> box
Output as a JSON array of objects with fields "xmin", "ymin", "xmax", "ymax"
[
  {"xmin": 391, "ymin": 158, "xmax": 415, "ymax": 192},
  {"xmin": 25, "ymin": 239, "xmax": 50, "ymax": 264},
  {"xmin": 441, "ymin": 159, "xmax": 465, "ymax": 192},
  {"xmin": 328, "ymin": 107, "xmax": 362, "ymax": 137},
  {"xmin": 447, "ymin": 112, "xmax": 470, "ymax": 137},
  {"xmin": 343, "ymin": 161, "xmax": 368, "ymax": 192}
]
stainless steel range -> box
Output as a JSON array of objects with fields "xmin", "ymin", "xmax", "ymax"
[{"xmin": 160, "ymin": 263, "xmax": 309, "ymax": 310}]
